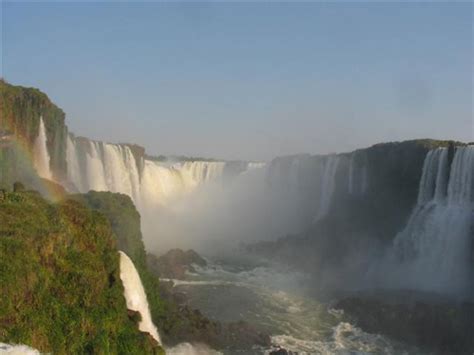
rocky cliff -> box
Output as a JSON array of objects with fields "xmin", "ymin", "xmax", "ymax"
[
  {"xmin": 251, "ymin": 139, "xmax": 465, "ymax": 292},
  {"xmin": 0, "ymin": 80, "xmax": 67, "ymax": 182},
  {"xmin": 0, "ymin": 80, "xmax": 148, "ymax": 191}
]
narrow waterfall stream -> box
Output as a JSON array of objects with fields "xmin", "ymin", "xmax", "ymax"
[
  {"xmin": 33, "ymin": 117, "xmax": 52, "ymax": 180},
  {"xmin": 119, "ymin": 251, "xmax": 161, "ymax": 344}
]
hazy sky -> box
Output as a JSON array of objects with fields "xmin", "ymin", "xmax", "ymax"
[{"xmin": 1, "ymin": 2, "xmax": 472, "ymax": 161}]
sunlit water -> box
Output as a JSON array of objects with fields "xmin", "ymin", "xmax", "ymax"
[
  {"xmin": 0, "ymin": 343, "xmax": 41, "ymax": 355},
  {"xmin": 119, "ymin": 251, "xmax": 161, "ymax": 344},
  {"xmin": 163, "ymin": 258, "xmax": 421, "ymax": 355}
]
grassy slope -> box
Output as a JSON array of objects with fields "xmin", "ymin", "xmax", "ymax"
[
  {"xmin": 72, "ymin": 191, "xmax": 270, "ymax": 350},
  {"xmin": 0, "ymin": 79, "xmax": 67, "ymax": 181},
  {"xmin": 71, "ymin": 191, "xmax": 168, "ymax": 335},
  {"xmin": 73, "ymin": 191, "xmax": 212, "ymax": 344},
  {"xmin": 0, "ymin": 190, "xmax": 163, "ymax": 354}
]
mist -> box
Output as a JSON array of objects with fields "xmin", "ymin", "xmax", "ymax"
[
  {"xmin": 141, "ymin": 164, "xmax": 305, "ymax": 255},
  {"xmin": 137, "ymin": 145, "xmax": 474, "ymax": 301},
  {"xmin": 2, "ymin": 1, "xmax": 473, "ymax": 353}
]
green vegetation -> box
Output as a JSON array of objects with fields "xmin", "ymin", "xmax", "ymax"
[
  {"xmin": 1, "ymin": 79, "xmax": 469, "ymax": 353},
  {"xmin": 0, "ymin": 189, "xmax": 164, "ymax": 354},
  {"xmin": 72, "ymin": 191, "xmax": 270, "ymax": 350},
  {"xmin": 70, "ymin": 191, "xmax": 240, "ymax": 348},
  {"xmin": 71, "ymin": 191, "xmax": 167, "ymax": 330},
  {"xmin": 0, "ymin": 79, "xmax": 67, "ymax": 180},
  {"xmin": 72, "ymin": 191, "xmax": 148, "ymax": 269}
]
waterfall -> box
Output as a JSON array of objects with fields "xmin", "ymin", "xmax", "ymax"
[
  {"xmin": 236, "ymin": 161, "xmax": 265, "ymax": 178},
  {"xmin": 315, "ymin": 155, "xmax": 341, "ymax": 221},
  {"xmin": 391, "ymin": 146, "xmax": 474, "ymax": 295},
  {"xmin": 266, "ymin": 156, "xmax": 303, "ymax": 194},
  {"xmin": 265, "ymin": 154, "xmax": 342, "ymax": 226},
  {"xmin": 348, "ymin": 155, "xmax": 355, "ymax": 194},
  {"xmin": 416, "ymin": 148, "xmax": 449, "ymax": 204},
  {"xmin": 140, "ymin": 160, "xmax": 189, "ymax": 209},
  {"xmin": 288, "ymin": 158, "xmax": 301, "ymax": 194},
  {"xmin": 139, "ymin": 160, "xmax": 231, "ymax": 212},
  {"xmin": 84, "ymin": 141, "xmax": 108, "ymax": 192},
  {"xmin": 33, "ymin": 117, "xmax": 52, "ymax": 180},
  {"xmin": 447, "ymin": 147, "xmax": 474, "ymax": 205},
  {"xmin": 66, "ymin": 137, "xmax": 143, "ymax": 203},
  {"xmin": 66, "ymin": 135, "xmax": 83, "ymax": 191},
  {"xmin": 66, "ymin": 134, "xmax": 234, "ymax": 209},
  {"xmin": 247, "ymin": 162, "xmax": 266, "ymax": 170},
  {"xmin": 179, "ymin": 161, "xmax": 226, "ymax": 183},
  {"xmin": 119, "ymin": 251, "xmax": 161, "ymax": 344},
  {"xmin": 348, "ymin": 152, "xmax": 368, "ymax": 195},
  {"xmin": 102, "ymin": 143, "xmax": 141, "ymax": 202}
]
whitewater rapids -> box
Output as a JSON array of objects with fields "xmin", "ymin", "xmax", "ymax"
[{"xmin": 162, "ymin": 258, "xmax": 422, "ymax": 355}]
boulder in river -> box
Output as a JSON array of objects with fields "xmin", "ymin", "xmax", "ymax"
[{"xmin": 147, "ymin": 249, "xmax": 207, "ymax": 279}]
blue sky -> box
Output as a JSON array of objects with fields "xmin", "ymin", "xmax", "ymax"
[{"xmin": 1, "ymin": 2, "xmax": 472, "ymax": 160}]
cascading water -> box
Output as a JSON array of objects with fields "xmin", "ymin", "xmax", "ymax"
[
  {"xmin": 66, "ymin": 133, "xmax": 359, "ymax": 233},
  {"xmin": 265, "ymin": 154, "xmax": 344, "ymax": 227},
  {"xmin": 139, "ymin": 160, "xmax": 197, "ymax": 211},
  {"xmin": 119, "ymin": 251, "xmax": 224, "ymax": 353},
  {"xmin": 66, "ymin": 137, "xmax": 148, "ymax": 203},
  {"xmin": 66, "ymin": 134, "xmax": 83, "ymax": 191},
  {"xmin": 66, "ymin": 136, "xmax": 263, "ymax": 249},
  {"xmin": 33, "ymin": 117, "xmax": 53, "ymax": 180},
  {"xmin": 390, "ymin": 146, "xmax": 474, "ymax": 295},
  {"xmin": 247, "ymin": 162, "xmax": 266, "ymax": 170},
  {"xmin": 102, "ymin": 143, "xmax": 141, "ymax": 201},
  {"xmin": 287, "ymin": 158, "xmax": 301, "ymax": 195},
  {"xmin": 348, "ymin": 152, "xmax": 368, "ymax": 196},
  {"xmin": 118, "ymin": 251, "xmax": 161, "ymax": 344},
  {"xmin": 66, "ymin": 134, "xmax": 252, "ymax": 209},
  {"xmin": 314, "ymin": 155, "xmax": 340, "ymax": 221},
  {"xmin": 179, "ymin": 161, "xmax": 226, "ymax": 183}
]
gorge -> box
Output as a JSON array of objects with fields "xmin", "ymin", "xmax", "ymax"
[{"xmin": 1, "ymin": 80, "xmax": 473, "ymax": 354}]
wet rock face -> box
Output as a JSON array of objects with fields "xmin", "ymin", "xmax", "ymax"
[
  {"xmin": 336, "ymin": 293, "xmax": 474, "ymax": 354},
  {"xmin": 147, "ymin": 249, "xmax": 207, "ymax": 279},
  {"xmin": 225, "ymin": 320, "xmax": 271, "ymax": 349},
  {"xmin": 156, "ymin": 296, "xmax": 271, "ymax": 351}
]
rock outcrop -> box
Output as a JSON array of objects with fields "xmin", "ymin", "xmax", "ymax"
[
  {"xmin": 336, "ymin": 292, "xmax": 474, "ymax": 354},
  {"xmin": 147, "ymin": 249, "xmax": 207, "ymax": 279}
]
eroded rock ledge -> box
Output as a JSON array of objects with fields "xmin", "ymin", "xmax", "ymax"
[{"xmin": 335, "ymin": 291, "xmax": 474, "ymax": 354}]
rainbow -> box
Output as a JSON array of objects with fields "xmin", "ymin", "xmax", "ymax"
[{"xmin": 0, "ymin": 116, "xmax": 66, "ymax": 202}]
